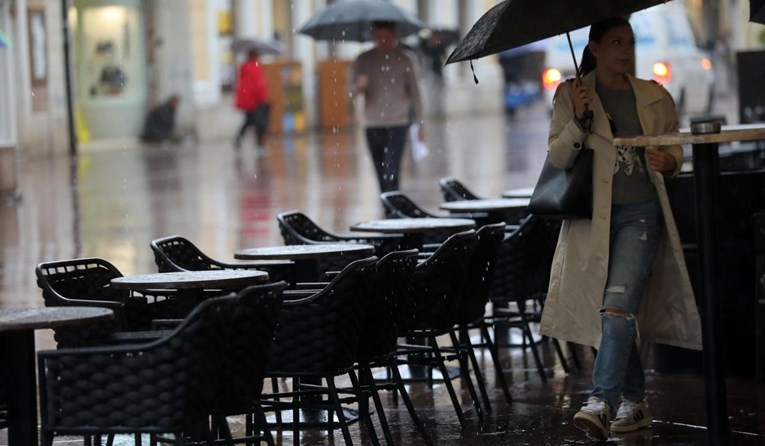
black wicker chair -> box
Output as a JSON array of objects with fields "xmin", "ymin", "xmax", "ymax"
[
  {"xmin": 277, "ymin": 210, "xmax": 403, "ymax": 258},
  {"xmin": 260, "ymin": 257, "xmax": 377, "ymax": 446},
  {"xmin": 37, "ymin": 292, "xmax": 258, "ymax": 446},
  {"xmin": 351, "ymin": 249, "xmax": 434, "ymax": 446},
  {"xmin": 151, "ymin": 235, "xmax": 296, "ymax": 285},
  {"xmin": 453, "ymin": 223, "xmax": 513, "ymax": 413},
  {"xmin": 438, "ymin": 177, "xmax": 484, "ymax": 202},
  {"xmin": 488, "ymin": 215, "xmax": 576, "ymax": 381},
  {"xmin": 395, "ymin": 230, "xmax": 480, "ymax": 426},
  {"xmin": 35, "ymin": 257, "xmax": 177, "ymax": 347},
  {"xmin": 209, "ymin": 281, "xmax": 286, "ymax": 446}
]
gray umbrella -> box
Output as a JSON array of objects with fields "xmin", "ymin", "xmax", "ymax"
[
  {"xmin": 446, "ymin": 0, "xmax": 672, "ymax": 65},
  {"xmin": 298, "ymin": 0, "xmax": 425, "ymax": 42},
  {"xmin": 231, "ymin": 37, "xmax": 284, "ymax": 56}
]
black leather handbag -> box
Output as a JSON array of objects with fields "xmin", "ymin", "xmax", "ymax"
[{"xmin": 527, "ymin": 148, "xmax": 593, "ymax": 220}]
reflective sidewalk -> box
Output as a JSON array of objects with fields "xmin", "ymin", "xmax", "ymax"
[{"xmin": 1, "ymin": 98, "xmax": 763, "ymax": 445}]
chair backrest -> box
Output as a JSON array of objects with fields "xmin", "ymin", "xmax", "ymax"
[
  {"xmin": 150, "ymin": 235, "xmax": 222, "ymax": 272},
  {"xmin": 380, "ymin": 191, "xmax": 434, "ymax": 219},
  {"xmin": 439, "ymin": 177, "xmax": 482, "ymax": 202},
  {"xmin": 459, "ymin": 223, "xmax": 506, "ymax": 324},
  {"xmin": 400, "ymin": 231, "xmax": 478, "ymax": 332},
  {"xmin": 35, "ymin": 258, "xmax": 130, "ymax": 343},
  {"xmin": 211, "ymin": 281, "xmax": 286, "ymax": 416},
  {"xmin": 489, "ymin": 215, "xmax": 560, "ymax": 301},
  {"xmin": 38, "ymin": 293, "xmax": 236, "ymax": 435},
  {"xmin": 267, "ymin": 257, "xmax": 377, "ymax": 375},
  {"xmin": 358, "ymin": 249, "xmax": 419, "ymax": 362},
  {"xmin": 277, "ymin": 210, "xmax": 335, "ymax": 245}
]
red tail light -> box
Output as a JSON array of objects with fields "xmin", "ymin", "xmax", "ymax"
[
  {"xmin": 652, "ymin": 62, "xmax": 672, "ymax": 84},
  {"xmin": 542, "ymin": 68, "xmax": 562, "ymax": 90}
]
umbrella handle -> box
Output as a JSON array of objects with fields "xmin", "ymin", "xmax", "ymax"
[{"xmin": 567, "ymin": 32, "xmax": 594, "ymax": 131}]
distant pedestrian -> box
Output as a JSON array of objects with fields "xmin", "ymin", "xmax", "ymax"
[
  {"xmin": 140, "ymin": 94, "xmax": 180, "ymax": 143},
  {"xmin": 234, "ymin": 49, "xmax": 271, "ymax": 150},
  {"xmin": 352, "ymin": 21, "xmax": 425, "ymax": 193}
]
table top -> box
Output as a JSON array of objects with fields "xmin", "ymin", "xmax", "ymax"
[
  {"xmin": 350, "ymin": 217, "xmax": 475, "ymax": 234},
  {"xmin": 501, "ymin": 187, "xmax": 535, "ymax": 198},
  {"xmin": 613, "ymin": 125, "xmax": 765, "ymax": 147},
  {"xmin": 0, "ymin": 307, "xmax": 114, "ymax": 332},
  {"xmin": 439, "ymin": 198, "xmax": 530, "ymax": 212},
  {"xmin": 235, "ymin": 243, "xmax": 375, "ymax": 260},
  {"xmin": 111, "ymin": 270, "xmax": 268, "ymax": 290}
]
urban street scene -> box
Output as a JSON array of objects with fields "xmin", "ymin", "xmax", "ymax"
[{"xmin": 1, "ymin": 0, "xmax": 764, "ymax": 445}]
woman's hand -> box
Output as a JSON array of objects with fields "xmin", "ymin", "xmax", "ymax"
[
  {"xmin": 645, "ymin": 146, "xmax": 678, "ymax": 173},
  {"xmin": 572, "ymin": 78, "xmax": 590, "ymax": 120}
]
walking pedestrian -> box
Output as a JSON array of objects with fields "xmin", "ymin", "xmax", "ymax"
[
  {"xmin": 234, "ymin": 49, "xmax": 271, "ymax": 150},
  {"xmin": 538, "ymin": 16, "xmax": 702, "ymax": 441},
  {"xmin": 352, "ymin": 21, "xmax": 425, "ymax": 193}
]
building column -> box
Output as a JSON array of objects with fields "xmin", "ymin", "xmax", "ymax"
[{"xmin": 292, "ymin": 0, "xmax": 316, "ymax": 127}]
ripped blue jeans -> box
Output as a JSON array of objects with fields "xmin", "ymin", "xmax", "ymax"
[{"xmin": 591, "ymin": 200, "xmax": 662, "ymax": 408}]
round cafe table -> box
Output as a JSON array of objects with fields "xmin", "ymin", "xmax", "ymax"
[
  {"xmin": 0, "ymin": 307, "xmax": 114, "ymax": 446},
  {"xmin": 350, "ymin": 217, "xmax": 475, "ymax": 249},
  {"xmin": 614, "ymin": 124, "xmax": 765, "ymax": 445},
  {"xmin": 234, "ymin": 243, "xmax": 375, "ymax": 283}
]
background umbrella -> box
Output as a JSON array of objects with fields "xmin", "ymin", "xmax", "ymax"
[
  {"xmin": 750, "ymin": 0, "xmax": 765, "ymax": 24},
  {"xmin": 446, "ymin": 0, "xmax": 671, "ymax": 65},
  {"xmin": 298, "ymin": 0, "xmax": 425, "ymax": 42},
  {"xmin": 231, "ymin": 37, "xmax": 284, "ymax": 56}
]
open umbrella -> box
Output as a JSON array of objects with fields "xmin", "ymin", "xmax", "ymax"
[
  {"xmin": 751, "ymin": 0, "xmax": 765, "ymax": 24},
  {"xmin": 298, "ymin": 0, "xmax": 425, "ymax": 42},
  {"xmin": 231, "ymin": 37, "xmax": 284, "ymax": 56},
  {"xmin": 446, "ymin": 0, "xmax": 671, "ymax": 65}
]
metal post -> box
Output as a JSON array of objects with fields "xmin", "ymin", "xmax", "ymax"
[{"xmin": 61, "ymin": 0, "xmax": 77, "ymax": 155}]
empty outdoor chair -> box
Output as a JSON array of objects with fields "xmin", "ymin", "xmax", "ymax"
[
  {"xmin": 35, "ymin": 257, "xmax": 177, "ymax": 347},
  {"xmin": 260, "ymin": 257, "xmax": 377, "ymax": 446},
  {"xmin": 380, "ymin": 190, "xmax": 484, "ymax": 220},
  {"xmin": 151, "ymin": 235, "xmax": 296, "ymax": 285},
  {"xmin": 277, "ymin": 210, "xmax": 403, "ymax": 257},
  {"xmin": 37, "ymin": 291, "xmax": 267, "ymax": 446},
  {"xmin": 439, "ymin": 177, "xmax": 484, "ymax": 202},
  {"xmin": 453, "ymin": 223, "xmax": 512, "ymax": 413},
  {"xmin": 395, "ymin": 230, "xmax": 481, "ymax": 426}
]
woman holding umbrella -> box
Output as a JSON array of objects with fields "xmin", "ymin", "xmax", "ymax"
[{"xmin": 539, "ymin": 17, "xmax": 702, "ymax": 441}]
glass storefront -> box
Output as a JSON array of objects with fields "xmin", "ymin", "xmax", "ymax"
[{"xmin": 72, "ymin": 0, "xmax": 147, "ymax": 140}]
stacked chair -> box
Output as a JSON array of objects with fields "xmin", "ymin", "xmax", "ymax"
[
  {"xmin": 438, "ymin": 177, "xmax": 484, "ymax": 202},
  {"xmin": 37, "ymin": 282, "xmax": 285, "ymax": 446},
  {"xmin": 35, "ymin": 257, "xmax": 178, "ymax": 347},
  {"xmin": 150, "ymin": 235, "xmax": 296, "ymax": 285}
]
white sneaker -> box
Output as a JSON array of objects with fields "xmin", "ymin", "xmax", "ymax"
[
  {"xmin": 573, "ymin": 396, "xmax": 613, "ymax": 441},
  {"xmin": 611, "ymin": 399, "xmax": 653, "ymax": 433}
]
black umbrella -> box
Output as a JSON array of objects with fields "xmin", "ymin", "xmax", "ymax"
[
  {"xmin": 445, "ymin": 0, "xmax": 671, "ymax": 65},
  {"xmin": 231, "ymin": 38, "xmax": 284, "ymax": 56},
  {"xmin": 298, "ymin": 0, "xmax": 425, "ymax": 42},
  {"xmin": 751, "ymin": 0, "xmax": 765, "ymax": 24}
]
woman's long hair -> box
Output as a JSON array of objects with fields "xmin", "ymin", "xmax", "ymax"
[{"xmin": 579, "ymin": 16, "xmax": 631, "ymax": 76}]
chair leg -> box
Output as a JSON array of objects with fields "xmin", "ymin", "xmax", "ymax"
[
  {"xmin": 519, "ymin": 313, "xmax": 547, "ymax": 383},
  {"xmin": 326, "ymin": 377, "xmax": 355, "ymax": 446},
  {"xmin": 253, "ymin": 403, "xmax": 276, "ymax": 446},
  {"xmin": 362, "ymin": 365, "xmax": 395, "ymax": 446},
  {"xmin": 430, "ymin": 338, "xmax": 467, "ymax": 427},
  {"xmin": 348, "ymin": 367, "xmax": 382, "ymax": 446},
  {"xmin": 458, "ymin": 326, "xmax": 493, "ymax": 414},
  {"xmin": 567, "ymin": 341, "xmax": 583, "ymax": 372},
  {"xmin": 390, "ymin": 360, "xmax": 435, "ymax": 446},
  {"xmin": 451, "ymin": 329, "xmax": 487, "ymax": 417},
  {"xmin": 480, "ymin": 323, "xmax": 513, "ymax": 405}
]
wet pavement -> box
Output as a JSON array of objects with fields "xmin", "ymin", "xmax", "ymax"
[{"xmin": 1, "ymin": 91, "xmax": 764, "ymax": 445}]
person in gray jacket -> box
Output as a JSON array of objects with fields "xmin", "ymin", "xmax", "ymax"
[
  {"xmin": 538, "ymin": 16, "xmax": 702, "ymax": 441},
  {"xmin": 352, "ymin": 21, "xmax": 425, "ymax": 193}
]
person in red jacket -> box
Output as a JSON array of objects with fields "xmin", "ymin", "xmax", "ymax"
[{"xmin": 234, "ymin": 49, "xmax": 270, "ymax": 149}]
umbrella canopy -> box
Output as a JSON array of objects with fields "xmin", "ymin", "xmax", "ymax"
[
  {"xmin": 231, "ymin": 37, "xmax": 284, "ymax": 56},
  {"xmin": 446, "ymin": 0, "xmax": 671, "ymax": 64},
  {"xmin": 751, "ymin": 0, "xmax": 765, "ymax": 24},
  {"xmin": 298, "ymin": 0, "xmax": 425, "ymax": 42}
]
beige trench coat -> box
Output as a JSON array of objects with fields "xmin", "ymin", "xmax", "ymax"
[{"xmin": 538, "ymin": 72, "xmax": 703, "ymax": 351}]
